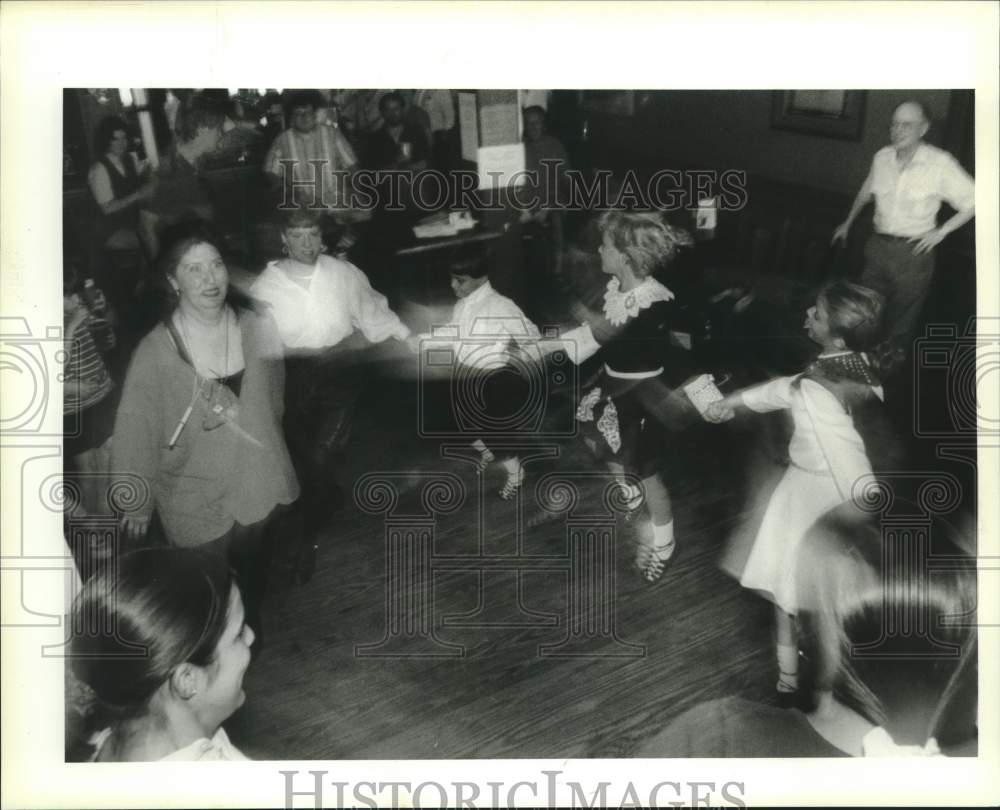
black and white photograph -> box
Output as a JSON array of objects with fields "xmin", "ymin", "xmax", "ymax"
[{"xmin": 2, "ymin": 3, "xmax": 998, "ymax": 808}]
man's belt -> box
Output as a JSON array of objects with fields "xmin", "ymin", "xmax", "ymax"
[{"xmin": 874, "ymin": 232, "xmax": 916, "ymax": 242}]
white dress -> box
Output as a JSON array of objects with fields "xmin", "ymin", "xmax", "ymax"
[{"xmin": 738, "ymin": 358, "xmax": 875, "ymax": 614}]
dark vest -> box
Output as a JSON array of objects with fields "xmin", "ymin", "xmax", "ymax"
[{"xmin": 95, "ymin": 155, "xmax": 141, "ymax": 234}]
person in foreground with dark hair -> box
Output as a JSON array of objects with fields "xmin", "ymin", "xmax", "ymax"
[
  {"xmin": 706, "ymin": 281, "xmax": 893, "ymax": 700},
  {"xmin": 72, "ymin": 547, "xmax": 255, "ymax": 761},
  {"xmin": 111, "ymin": 226, "xmax": 299, "ymax": 633},
  {"xmin": 638, "ymin": 503, "xmax": 976, "ymax": 757}
]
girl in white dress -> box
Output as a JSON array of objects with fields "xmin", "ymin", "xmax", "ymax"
[{"xmin": 706, "ymin": 281, "xmax": 887, "ymax": 697}]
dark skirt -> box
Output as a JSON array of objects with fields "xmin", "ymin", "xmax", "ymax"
[{"xmin": 576, "ymin": 372, "xmax": 694, "ymax": 481}]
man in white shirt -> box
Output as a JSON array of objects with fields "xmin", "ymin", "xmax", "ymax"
[{"xmin": 832, "ymin": 101, "xmax": 975, "ymax": 348}]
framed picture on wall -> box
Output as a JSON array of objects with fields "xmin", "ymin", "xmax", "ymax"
[{"xmin": 770, "ymin": 90, "xmax": 866, "ymax": 140}]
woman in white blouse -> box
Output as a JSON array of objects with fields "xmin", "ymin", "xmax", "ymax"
[
  {"xmin": 251, "ymin": 207, "xmax": 409, "ymax": 581},
  {"xmin": 72, "ymin": 547, "xmax": 254, "ymax": 761}
]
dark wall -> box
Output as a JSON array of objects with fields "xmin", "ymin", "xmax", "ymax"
[{"xmin": 585, "ymin": 90, "xmax": 955, "ymax": 194}]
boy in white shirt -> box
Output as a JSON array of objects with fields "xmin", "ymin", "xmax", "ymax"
[{"xmin": 413, "ymin": 248, "xmax": 541, "ymax": 499}]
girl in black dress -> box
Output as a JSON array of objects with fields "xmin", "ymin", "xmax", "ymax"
[{"xmin": 564, "ymin": 211, "xmax": 692, "ymax": 582}]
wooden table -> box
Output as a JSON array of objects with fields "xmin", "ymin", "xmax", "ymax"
[{"xmin": 392, "ymin": 223, "xmax": 508, "ymax": 258}]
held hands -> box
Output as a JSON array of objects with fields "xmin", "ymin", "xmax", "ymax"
[
  {"xmin": 704, "ymin": 395, "xmax": 738, "ymax": 424},
  {"xmin": 911, "ymin": 228, "xmax": 945, "ymax": 255}
]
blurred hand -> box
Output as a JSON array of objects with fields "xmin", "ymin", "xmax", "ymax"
[
  {"xmin": 831, "ymin": 222, "xmax": 850, "ymax": 246},
  {"xmin": 704, "ymin": 396, "xmax": 738, "ymax": 423}
]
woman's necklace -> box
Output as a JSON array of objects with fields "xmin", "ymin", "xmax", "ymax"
[
  {"xmin": 177, "ymin": 308, "xmax": 229, "ymax": 378},
  {"xmin": 176, "ymin": 309, "xmax": 241, "ymax": 432}
]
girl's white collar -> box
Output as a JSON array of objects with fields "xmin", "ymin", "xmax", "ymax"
[{"xmin": 602, "ymin": 276, "xmax": 674, "ymax": 326}]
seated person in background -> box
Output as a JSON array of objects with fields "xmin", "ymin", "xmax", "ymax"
[
  {"xmin": 518, "ymin": 105, "xmax": 572, "ymax": 319},
  {"xmin": 413, "ymin": 89, "xmax": 456, "ymax": 170},
  {"xmin": 410, "ymin": 244, "xmax": 541, "ymax": 500},
  {"xmin": 142, "ymin": 92, "xmax": 226, "ymax": 260},
  {"xmin": 365, "ymin": 91, "xmax": 429, "ymax": 172},
  {"xmin": 264, "ymin": 89, "xmax": 360, "ymax": 219},
  {"xmin": 88, "ymin": 116, "xmax": 156, "ymax": 259},
  {"xmin": 638, "ymin": 503, "xmax": 977, "ymax": 757},
  {"xmin": 332, "ymin": 89, "xmax": 389, "ymax": 140},
  {"xmin": 71, "ymin": 547, "xmax": 255, "ymax": 761},
  {"xmin": 63, "ymin": 265, "xmax": 118, "ymax": 518},
  {"xmin": 520, "ymin": 105, "xmax": 570, "ymax": 224},
  {"xmin": 251, "ymin": 207, "xmax": 410, "ymax": 582}
]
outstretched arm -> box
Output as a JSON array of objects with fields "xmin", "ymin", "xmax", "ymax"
[{"xmin": 832, "ymin": 171, "xmax": 874, "ymax": 245}]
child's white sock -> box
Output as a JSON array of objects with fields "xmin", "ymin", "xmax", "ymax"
[
  {"xmin": 500, "ymin": 456, "xmax": 523, "ymax": 480},
  {"xmin": 471, "ymin": 439, "xmax": 494, "ymax": 469},
  {"xmin": 651, "ymin": 520, "xmax": 675, "ymax": 555},
  {"xmin": 776, "ymin": 643, "xmax": 799, "ymax": 693}
]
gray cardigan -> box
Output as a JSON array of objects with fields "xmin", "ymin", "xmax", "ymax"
[{"xmin": 112, "ymin": 308, "xmax": 300, "ymax": 546}]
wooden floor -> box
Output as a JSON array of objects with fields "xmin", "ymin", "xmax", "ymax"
[
  {"xmin": 226, "ymin": 376, "xmax": 788, "ymax": 760},
  {"xmin": 221, "ymin": 261, "xmax": 979, "ymax": 760}
]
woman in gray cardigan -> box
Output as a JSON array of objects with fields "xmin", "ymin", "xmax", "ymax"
[{"xmin": 112, "ymin": 227, "xmax": 299, "ymax": 634}]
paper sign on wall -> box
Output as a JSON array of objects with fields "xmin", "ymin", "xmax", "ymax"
[
  {"xmin": 476, "ymin": 143, "xmax": 526, "ymax": 190},
  {"xmin": 479, "ymin": 103, "xmax": 520, "ymax": 147}
]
